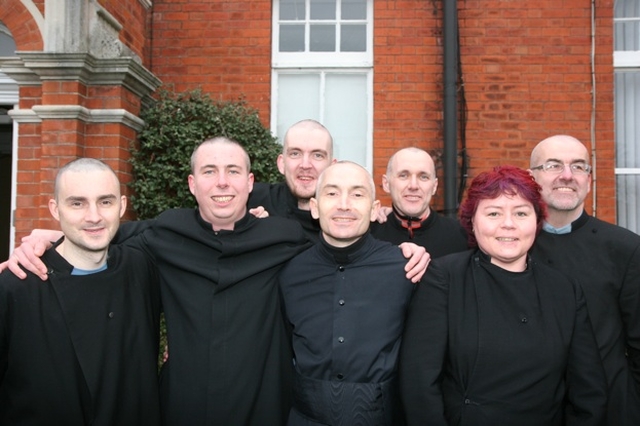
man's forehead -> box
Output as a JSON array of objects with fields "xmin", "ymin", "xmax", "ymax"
[{"xmin": 321, "ymin": 166, "xmax": 371, "ymax": 188}]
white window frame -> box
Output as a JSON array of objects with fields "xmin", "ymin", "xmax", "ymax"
[
  {"xmin": 613, "ymin": 3, "xmax": 640, "ymax": 232},
  {"xmin": 271, "ymin": 0, "xmax": 374, "ymax": 170}
]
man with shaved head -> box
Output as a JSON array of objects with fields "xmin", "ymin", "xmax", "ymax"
[
  {"xmin": 529, "ymin": 134, "xmax": 640, "ymax": 425},
  {"xmin": 248, "ymin": 119, "xmax": 335, "ymax": 242},
  {"xmin": 279, "ymin": 161, "xmax": 414, "ymax": 425},
  {"xmin": 0, "ymin": 158, "xmax": 161, "ymax": 424},
  {"xmin": 371, "ymin": 147, "xmax": 468, "ymax": 258}
]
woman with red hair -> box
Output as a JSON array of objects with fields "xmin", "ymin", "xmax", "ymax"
[{"xmin": 399, "ymin": 165, "xmax": 607, "ymax": 425}]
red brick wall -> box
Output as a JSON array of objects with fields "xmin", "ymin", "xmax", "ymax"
[
  {"xmin": 0, "ymin": 0, "xmax": 43, "ymax": 50},
  {"xmin": 372, "ymin": 0, "xmax": 614, "ymax": 221},
  {"xmin": 100, "ymin": 0, "xmax": 152, "ymax": 66},
  {"xmin": 151, "ymin": 0, "xmax": 273, "ymax": 121},
  {"xmin": 3, "ymin": 0, "xmax": 617, "ymax": 233}
]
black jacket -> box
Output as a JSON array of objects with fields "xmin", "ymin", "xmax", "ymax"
[
  {"xmin": 119, "ymin": 209, "xmax": 310, "ymax": 426},
  {"xmin": 370, "ymin": 210, "xmax": 468, "ymax": 258},
  {"xmin": 531, "ymin": 211, "xmax": 640, "ymax": 425},
  {"xmin": 400, "ymin": 249, "xmax": 607, "ymax": 426},
  {"xmin": 280, "ymin": 233, "xmax": 414, "ymax": 425},
  {"xmin": 0, "ymin": 241, "xmax": 161, "ymax": 425}
]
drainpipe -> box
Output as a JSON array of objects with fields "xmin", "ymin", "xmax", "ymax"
[{"xmin": 443, "ymin": 0, "xmax": 458, "ymax": 217}]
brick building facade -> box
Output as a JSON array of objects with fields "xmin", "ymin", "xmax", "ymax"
[{"xmin": 0, "ymin": 0, "xmax": 623, "ymax": 258}]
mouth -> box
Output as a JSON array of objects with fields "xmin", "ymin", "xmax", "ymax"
[
  {"xmin": 83, "ymin": 228, "xmax": 105, "ymax": 236},
  {"xmin": 212, "ymin": 195, "xmax": 234, "ymax": 203},
  {"xmin": 496, "ymin": 237, "xmax": 518, "ymax": 242},
  {"xmin": 297, "ymin": 176, "xmax": 315, "ymax": 183},
  {"xmin": 332, "ymin": 216, "xmax": 356, "ymax": 223},
  {"xmin": 553, "ymin": 186, "xmax": 575, "ymax": 193}
]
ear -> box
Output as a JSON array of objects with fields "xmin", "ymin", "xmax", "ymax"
[
  {"xmin": 432, "ymin": 177, "xmax": 439, "ymax": 195},
  {"xmin": 382, "ymin": 175, "xmax": 391, "ymax": 194},
  {"xmin": 310, "ymin": 197, "xmax": 320, "ymax": 219},
  {"xmin": 49, "ymin": 199, "xmax": 60, "ymax": 221},
  {"xmin": 369, "ymin": 200, "xmax": 381, "ymax": 222},
  {"xmin": 248, "ymin": 172, "xmax": 255, "ymax": 193},
  {"xmin": 277, "ymin": 154, "xmax": 285, "ymax": 175},
  {"xmin": 188, "ymin": 174, "xmax": 196, "ymax": 196},
  {"xmin": 119, "ymin": 195, "xmax": 127, "ymax": 218}
]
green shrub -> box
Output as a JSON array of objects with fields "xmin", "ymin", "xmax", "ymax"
[{"xmin": 130, "ymin": 88, "xmax": 283, "ymax": 220}]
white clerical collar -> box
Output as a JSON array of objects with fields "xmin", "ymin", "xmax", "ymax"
[{"xmin": 542, "ymin": 221, "xmax": 572, "ymax": 234}]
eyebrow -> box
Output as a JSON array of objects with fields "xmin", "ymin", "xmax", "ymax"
[
  {"xmin": 200, "ymin": 164, "xmax": 243, "ymax": 170},
  {"xmin": 64, "ymin": 194, "xmax": 117, "ymax": 202},
  {"xmin": 322, "ymin": 183, "xmax": 370, "ymax": 193},
  {"xmin": 545, "ymin": 157, "xmax": 588, "ymax": 164}
]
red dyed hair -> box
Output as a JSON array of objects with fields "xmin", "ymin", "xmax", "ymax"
[{"xmin": 459, "ymin": 165, "xmax": 547, "ymax": 247}]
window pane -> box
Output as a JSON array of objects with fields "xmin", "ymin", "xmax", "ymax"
[
  {"xmin": 310, "ymin": 25, "xmax": 335, "ymax": 52},
  {"xmin": 276, "ymin": 74, "xmax": 321, "ymax": 139},
  {"xmin": 342, "ymin": 0, "xmax": 366, "ymax": 20},
  {"xmin": 617, "ymin": 175, "xmax": 640, "ymax": 234},
  {"xmin": 615, "ymin": 70, "xmax": 640, "ymax": 233},
  {"xmin": 324, "ymin": 73, "xmax": 368, "ymax": 166},
  {"xmin": 341, "ymin": 24, "xmax": 366, "ymax": 52},
  {"xmin": 0, "ymin": 33, "xmax": 16, "ymax": 56},
  {"xmin": 311, "ymin": 0, "xmax": 336, "ymax": 20},
  {"xmin": 280, "ymin": 25, "xmax": 305, "ymax": 52},
  {"xmin": 614, "ymin": 0, "xmax": 640, "ymax": 51},
  {"xmin": 615, "ymin": 71, "xmax": 640, "ymax": 168},
  {"xmin": 280, "ymin": 0, "xmax": 306, "ymax": 20}
]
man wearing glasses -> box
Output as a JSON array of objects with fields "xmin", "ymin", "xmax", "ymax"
[{"xmin": 529, "ymin": 134, "xmax": 640, "ymax": 426}]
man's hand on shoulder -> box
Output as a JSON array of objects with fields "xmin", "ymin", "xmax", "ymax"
[
  {"xmin": 400, "ymin": 242, "xmax": 431, "ymax": 283},
  {"xmin": 0, "ymin": 229, "xmax": 61, "ymax": 281},
  {"xmin": 249, "ymin": 206, "xmax": 270, "ymax": 219},
  {"xmin": 376, "ymin": 206, "xmax": 392, "ymax": 224}
]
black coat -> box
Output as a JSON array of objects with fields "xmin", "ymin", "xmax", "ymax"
[
  {"xmin": 0, "ymin": 242, "xmax": 161, "ymax": 425},
  {"xmin": 370, "ymin": 210, "xmax": 468, "ymax": 258},
  {"xmin": 249, "ymin": 182, "xmax": 321, "ymax": 242},
  {"xmin": 531, "ymin": 211, "xmax": 640, "ymax": 425},
  {"xmin": 120, "ymin": 209, "xmax": 310, "ymax": 426},
  {"xmin": 400, "ymin": 250, "xmax": 607, "ymax": 426},
  {"xmin": 280, "ymin": 233, "xmax": 414, "ymax": 425}
]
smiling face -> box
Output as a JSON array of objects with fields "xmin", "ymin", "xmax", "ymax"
[
  {"xmin": 277, "ymin": 121, "xmax": 334, "ymax": 210},
  {"xmin": 382, "ymin": 148, "xmax": 438, "ymax": 218},
  {"xmin": 530, "ymin": 135, "xmax": 591, "ymax": 225},
  {"xmin": 49, "ymin": 165, "xmax": 126, "ymax": 267},
  {"xmin": 310, "ymin": 162, "xmax": 380, "ymax": 248},
  {"xmin": 188, "ymin": 139, "xmax": 254, "ymax": 231},
  {"xmin": 472, "ymin": 193, "xmax": 537, "ymax": 272}
]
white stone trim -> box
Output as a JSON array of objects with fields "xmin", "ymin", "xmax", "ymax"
[
  {"xmin": 11, "ymin": 105, "xmax": 145, "ymax": 131},
  {"xmin": 8, "ymin": 108, "xmax": 40, "ymax": 123}
]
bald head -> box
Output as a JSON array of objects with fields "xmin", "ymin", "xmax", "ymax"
[
  {"xmin": 530, "ymin": 135, "xmax": 589, "ymax": 168},
  {"xmin": 529, "ymin": 135, "xmax": 591, "ymax": 227},
  {"xmin": 383, "ymin": 147, "xmax": 438, "ymax": 219},
  {"xmin": 283, "ymin": 119, "xmax": 333, "ymax": 157}
]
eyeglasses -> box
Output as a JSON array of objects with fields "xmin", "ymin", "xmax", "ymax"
[{"xmin": 530, "ymin": 161, "xmax": 592, "ymax": 175}]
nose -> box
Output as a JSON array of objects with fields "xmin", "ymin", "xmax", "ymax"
[
  {"xmin": 558, "ymin": 164, "xmax": 574, "ymax": 179},
  {"xmin": 501, "ymin": 214, "xmax": 515, "ymax": 228},
  {"xmin": 300, "ymin": 153, "xmax": 312, "ymax": 168},
  {"xmin": 85, "ymin": 204, "xmax": 101, "ymax": 222},
  {"xmin": 408, "ymin": 174, "xmax": 419, "ymax": 188},
  {"xmin": 216, "ymin": 172, "xmax": 228, "ymax": 187},
  {"xmin": 338, "ymin": 193, "xmax": 350, "ymax": 210}
]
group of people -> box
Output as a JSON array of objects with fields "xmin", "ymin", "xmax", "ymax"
[{"xmin": 0, "ymin": 120, "xmax": 638, "ymax": 426}]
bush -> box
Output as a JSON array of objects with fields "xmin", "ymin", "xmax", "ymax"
[{"xmin": 130, "ymin": 88, "xmax": 283, "ymax": 220}]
